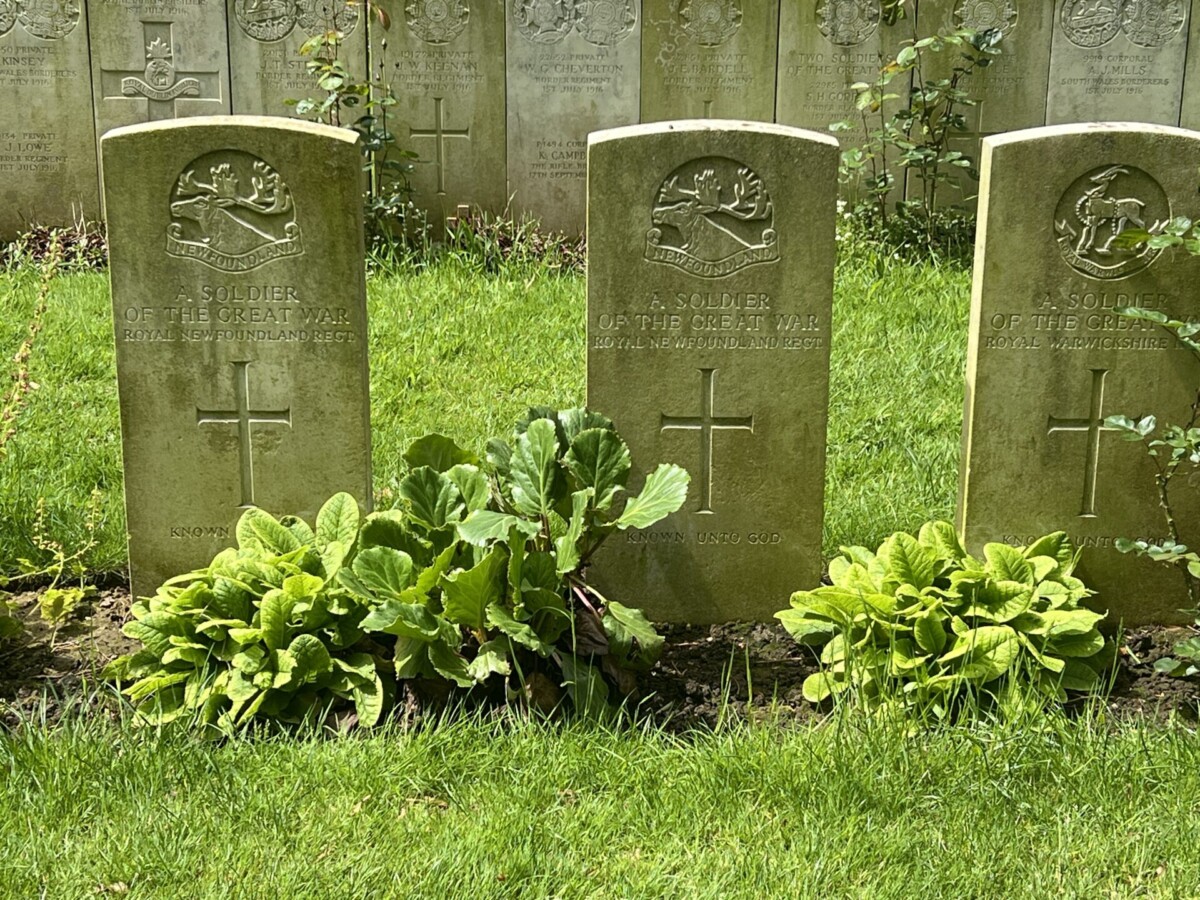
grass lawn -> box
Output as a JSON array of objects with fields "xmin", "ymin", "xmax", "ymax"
[{"xmin": 0, "ymin": 252, "xmax": 969, "ymax": 577}]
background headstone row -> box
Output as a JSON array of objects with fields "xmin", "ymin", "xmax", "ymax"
[{"xmin": 5, "ymin": 0, "xmax": 1200, "ymax": 238}]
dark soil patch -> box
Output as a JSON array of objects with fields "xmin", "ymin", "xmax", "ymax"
[{"xmin": 3, "ymin": 587, "xmax": 1198, "ymax": 731}]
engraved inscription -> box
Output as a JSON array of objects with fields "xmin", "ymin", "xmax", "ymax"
[
  {"xmin": 1054, "ymin": 164, "xmax": 1168, "ymax": 281},
  {"xmin": 1057, "ymin": 0, "xmax": 1185, "ymax": 49},
  {"xmin": 678, "ymin": 0, "xmax": 741, "ymax": 46},
  {"xmin": 406, "ymin": 0, "xmax": 470, "ymax": 44},
  {"xmin": 815, "ymin": 0, "xmax": 880, "ymax": 47},
  {"xmin": 646, "ymin": 157, "xmax": 778, "ymax": 279},
  {"xmin": 1047, "ymin": 368, "xmax": 1120, "ymax": 518},
  {"xmin": 166, "ymin": 152, "xmax": 304, "ymax": 273},
  {"xmin": 955, "ymin": 0, "xmax": 1017, "ymax": 37},
  {"xmin": 197, "ymin": 361, "xmax": 292, "ymax": 509},
  {"xmin": 99, "ymin": 22, "xmax": 221, "ymax": 120},
  {"xmin": 410, "ymin": 96, "xmax": 470, "ymax": 195},
  {"xmin": 3, "ymin": 0, "xmax": 80, "ymax": 39},
  {"xmin": 661, "ymin": 368, "xmax": 753, "ymax": 515}
]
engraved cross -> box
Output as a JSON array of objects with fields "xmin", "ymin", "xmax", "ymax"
[
  {"xmin": 410, "ymin": 97, "xmax": 470, "ymax": 196},
  {"xmin": 99, "ymin": 21, "xmax": 221, "ymax": 121},
  {"xmin": 661, "ymin": 368, "xmax": 754, "ymax": 515},
  {"xmin": 1047, "ymin": 368, "xmax": 1121, "ymax": 518},
  {"xmin": 703, "ymin": 99, "xmax": 714, "ymax": 118},
  {"xmin": 197, "ymin": 361, "xmax": 292, "ymax": 509}
]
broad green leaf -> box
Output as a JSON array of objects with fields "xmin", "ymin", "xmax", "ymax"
[
  {"xmin": 802, "ymin": 671, "xmax": 843, "ymax": 703},
  {"xmin": 286, "ymin": 633, "xmax": 333, "ymax": 683},
  {"xmin": 447, "ymin": 464, "xmax": 490, "ymax": 513},
  {"xmin": 938, "ymin": 625, "xmax": 1019, "ymax": 683},
  {"xmin": 440, "ymin": 547, "xmax": 506, "ymax": 631},
  {"xmin": 558, "ymin": 408, "xmax": 615, "ymax": 444},
  {"xmin": 237, "ymin": 508, "xmax": 302, "ymax": 555},
  {"xmin": 554, "ymin": 490, "xmax": 590, "ymax": 576},
  {"xmin": 917, "ymin": 521, "xmax": 966, "ymax": 561},
  {"xmin": 428, "ymin": 640, "xmax": 474, "ymax": 688},
  {"xmin": 352, "ymin": 546, "xmax": 415, "ymax": 598},
  {"xmin": 400, "ymin": 467, "xmax": 464, "ymax": 531},
  {"xmin": 258, "ymin": 589, "xmax": 296, "ymax": 652},
  {"xmin": 1017, "ymin": 632, "xmax": 1066, "ymax": 674},
  {"xmin": 984, "ymin": 543, "xmax": 1034, "ymax": 585},
  {"xmin": 353, "ymin": 674, "xmax": 386, "ymax": 727},
  {"xmin": 509, "ymin": 418, "xmax": 563, "ymax": 517},
  {"xmin": 603, "ymin": 601, "xmax": 664, "ymax": 670},
  {"xmin": 358, "ymin": 510, "xmax": 433, "ymax": 560},
  {"xmin": 1044, "ymin": 628, "xmax": 1106, "ymax": 658},
  {"xmin": 521, "ymin": 587, "xmax": 571, "ymax": 645},
  {"xmin": 913, "ymin": 611, "xmax": 947, "ymax": 655},
  {"xmin": 776, "ymin": 609, "xmax": 838, "ymax": 645},
  {"xmin": 560, "ymin": 654, "xmax": 613, "ymax": 721},
  {"xmin": 1059, "ymin": 659, "xmax": 1101, "ymax": 692},
  {"xmin": 403, "ymin": 433, "xmax": 478, "ymax": 472},
  {"xmin": 1023, "ymin": 532, "xmax": 1075, "ymax": 570},
  {"xmin": 468, "ymin": 639, "xmax": 513, "ymax": 681},
  {"xmin": 281, "ymin": 516, "xmax": 315, "ymax": 547},
  {"xmin": 360, "ymin": 599, "xmax": 441, "ymax": 641},
  {"xmin": 616, "ymin": 464, "xmax": 690, "ymax": 529},
  {"xmin": 457, "ymin": 511, "xmax": 541, "ymax": 547},
  {"xmin": 415, "ymin": 543, "xmax": 458, "ymax": 596},
  {"xmin": 125, "ymin": 671, "xmax": 191, "ymax": 702},
  {"xmin": 486, "ymin": 603, "xmax": 552, "ymax": 656},
  {"xmin": 882, "ymin": 532, "xmax": 936, "ymax": 590},
  {"xmin": 315, "ymin": 492, "xmax": 360, "ymax": 548},
  {"xmin": 123, "ymin": 612, "xmax": 195, "ymax": 657},
  {"xmin": 333, "ymin": 652, "xmax": 377, "ymax": 685},
  {"xmin": 282, "ymin": 572, "xmax": 323, "ymax": 603},
  {"xmin": 564, "ymin": 428, "xmax": 631, "ymax": 510}
]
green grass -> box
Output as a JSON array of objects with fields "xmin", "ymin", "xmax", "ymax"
[
  {"xmin": 0, "ymin": 252, "xmax": 969, "ymax": 577},
  {"xmin": 1, "ymin": 708, "xmax": 1198, "ymax": 898}
]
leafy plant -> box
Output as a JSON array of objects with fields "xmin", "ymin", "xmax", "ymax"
[
  {"xmin": 1103, "ymin": 303, "xmax": 1200, "ymax": 678},
  {"xmin": 835, "ymin": 14, "xmax": 1001, "ymax": 256},
  {"xmin": 104, "ymin": 493, "xmax": 386, "ymax": 731},
  {"xmin": 347, "ymin": 408, "xmax": 689, "ymax": 719},
  {"xmin": 777, "ymin": 523, "xmax": 1110, "ymax": 721},
  {"xmin": 289, "ymin": 7, "xmax": 423, "ymax": 252}
]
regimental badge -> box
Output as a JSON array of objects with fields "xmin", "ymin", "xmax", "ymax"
[
  {"xmin": 815, "ymin": 0, "xmax": 881, "ymax": 48},
  {"xmin": 514, "ymin": 0, "xmax": 575, "ymax": 43},
  {"xmin": 646, "ymin": 157, "xmax": 779, "ymax": 279},
  {"xmin": 166, "ymin": 152, "xmax": 304, "ymax": 273},
  {"xmin": 405, "ymin": 0, "xmax": 470, "ymax": 44},
  {"xmin": 1054, "ymin": 165, "xmax": 1169, "ymax": 281},
  {"xmin": 235, "ymin": 0, "xmax": 296, "ymax": 41},
  {"xmin": 678, "ymin": 0, "xmax": 742, "ymax": 47},
  {"xmin": 954, "ymin": 0, "xmax": 1018, "ymax": 38},
  {"xmin": 13, "ymin": 0, "xmax": 79, "ymax": 39},
  {"xmin": 0, "ymin": 0, "xmax": 17, "ymax": 36},
  {"xmin": 574, "ymin": 0, "xmax": 636, "ymax": 46},
  {"xmin": 1121, "ymin": 0, "xmax": 1186, "ymax": 49},
  {"xmin": 1059, "ymin": 0, "xmax": 1123, "ymax": 48},
  {"xmin": 295, "ymin": 0, "xmax": 359, "ymax": 35}
]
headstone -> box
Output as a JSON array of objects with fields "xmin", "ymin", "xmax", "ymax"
[
  {"xmin": 0, "ymin": 0, "xmax": 98, "ymax": 238},
  {"xmin": 775, "ymin": 2, "xmax": 910, "ymax": 139},
  {"xmin": 378, "ymin": 0, "xmax": 507, "ymax": 222},
  {"xmin": 588, "ymin": 121, "xmax": 837, "ymax": 623},
  {"xmin": 1046, "ymin": 0, "xmax": 1190, "ymax": 126},
  {"xmin": 917, "ymin": 1, "xmax": 1054, "ymax": 134},
  {"xmin": 640, "ymin": 0, "xmax": 779, "ymax": 123},
  {"xmin": 506, "ymin": 0, "xmax": 641, "ymax": 235},
  {"xmin": 89, "ymin": 0, "xmax": 230, "ymax": 139},
  {"xmin": 102, "ymin": 117, "xmax": 372, "ymax": 598},
  {"xmin": 1180, "ymin": 11, "xmax": 1200, "ymax": 130},
  {"xmin": 959, "ymin": 123, "xmax": 1200, "ymax": 626},
  {"xmin": 227, "ymin": 0, "xmax": 368, "ymax": 117}
]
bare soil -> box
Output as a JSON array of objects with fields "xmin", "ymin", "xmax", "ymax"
[{"xmin": 2, "ymin": 587, "xmax": 1198, "ymax": 731}]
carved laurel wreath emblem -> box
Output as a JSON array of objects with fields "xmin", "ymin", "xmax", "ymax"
[
  {"xmin": 405, "ymin": 0, "xmax": 470, "ymax": 44},
  {"xmin": 234, "ymin": 0, "xmax": 359, "ymax": 43},
  {"xmin": 678, "ymin": 0, "xmax": 742, "ymax": 47},
  {"xmin": 954, "ymin": 0, "xmax": 1018, "ymax": 37},
  {"xmin": 815, "ymin": 0, "xmax": 881, "ymax": 48},
  {"xmin": 513, "ymin": 0, "xmax": 636, "ymax": 46},
  {"xmin": 1059, "ymin": 0, "xmax": 1186, "ymax": 50}
]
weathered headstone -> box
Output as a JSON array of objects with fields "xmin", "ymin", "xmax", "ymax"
[
  {"xmin": 102, "ymin": 117, "xmax": 372, "ymax": 598},
  {"xmin": 89, "ymin": 0, "xmax": 230, "ymax": 139},
  {"xmin": 378, "ymin": 0, "xmax": 507, "ymax": 222},
  {"xmin": 228, "ymin": 0, "xmax": 368, "ymax": 117},
  {"xmin": 506, "ymin": 0, "xmax": 641, "ymax": 235},
  {"xmin": 959, "ymin": 123, "xmax": 1200, "ymax": 625},
  {"xmin": 917, "ymin": 1, "xmax": 1054, "ymax": 134},
  {"xmin": 776, "ymin": 1, "xmax": 910, "ymax": 138},
  {"xmin": 0, "ymin": 0, "xmax": 98, "ymax": 238},
  {"xmin": 640, "ymin": 0, "xmax": 779, "ymax": 123},
  {"xmin": 588, "ymin": 121, "xmax": 837, "ymax": 623},
  {"xmin": 1046, "ymin": 0, "xmax": 1190, "ymax": 126},
  {"xmin": 1180, "ymin": 11, "xmax": 1200, "ymax": 130}
]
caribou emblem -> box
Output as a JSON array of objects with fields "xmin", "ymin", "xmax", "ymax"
[
  {"xmin": 1055, "ymin": 164, "xmax": 1167, "ymax": 281},
  {"xmin": 166, "ymin": 152, "xmax": 303, "ymax": 272},
  {"xmin": 646, "ymin": 157, "xmax": 778, "ymax": 278}
]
